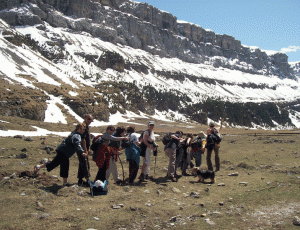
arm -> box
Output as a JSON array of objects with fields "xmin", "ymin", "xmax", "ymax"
[
  {"xmin": 143, "ymin": 131, "xmax": 155, "ymax": 150},
  {"xmin": 218, "ymin": 118, "xmax": 224, "ymax": 133},
  {"xmin": 72, "ymin": 134, "xmax": 84, "ymax": 155}
]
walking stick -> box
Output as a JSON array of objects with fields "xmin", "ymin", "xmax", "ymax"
[{"xmin": 119, "ymin": 157, "xmax": 125, "ymax": 182}]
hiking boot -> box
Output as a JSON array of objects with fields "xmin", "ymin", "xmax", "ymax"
[
  {"xmin": 115, "ymin": 179, "xmax": 123, "ymax": 185},
  {"xmin": 139, "ymin": 173, "xmax": 147, "ymax": 182},
  {"xmin": 170, "ymin": 177, "xmax": 177, "ymax": 182}
]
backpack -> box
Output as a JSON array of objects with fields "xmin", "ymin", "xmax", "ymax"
[
  {"xmin": 162, "ymin": 132, "xmax": 172, "ymax": 145},
  {"xmin": 191, "ymin": 137, "xmax": 203, "ymax": 151},
  {"xmin": 210, "ymin": 128, "xmax": 222, "ymax": 144},
  {"xmin": 121, "ymin": 133, "xmax": 132, "ymax": 149},
  {"xmin": 91, "ymin": 135, "xmax": 104, "ymax": 160},
  {"xmin": 139, "ymin": 130, "xmax": 149, "ymax": 157}
]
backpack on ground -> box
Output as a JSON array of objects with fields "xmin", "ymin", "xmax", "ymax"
[{"xmin": 91, "ymin": 135, "xmax": 104, "ymax": 160}]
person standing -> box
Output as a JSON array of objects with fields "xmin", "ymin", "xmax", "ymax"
[
  {"xmin": 206, "ymin": 119, "xmax": 223, "ymax": 171},
  {"xmin": 165, "ymin": 131, "xmax": 184, "ymax": 182},
  {"xmin": 138, "ymin": 121, "xmax": 156, "ymax": 182},
  {"xmin": 106, "ymin": 126, "xmax": 126, "ymax": 185},
  {"xmin": 177, "ymin": 133, "xmax": 193, "ymax": 176},
  {"xmin": 77, "ymin": 114, "xmax": 93, "ymax": 187},
  {"xmin": 34, "ymin": 123, "xmax": 86, "ymax": 186},
  {"xmin": 124, "ymin": 126, "xmax": 141, "ymax": 185}
]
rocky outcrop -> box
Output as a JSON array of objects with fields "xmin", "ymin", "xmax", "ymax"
[{"xmin": 0, "ymin": 0, "xmax": 295, "ymax": 79}]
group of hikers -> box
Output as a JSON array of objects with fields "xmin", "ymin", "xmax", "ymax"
[{"xmin": 33, "ymin": 114, "xmax": 223, "ymax": 189}]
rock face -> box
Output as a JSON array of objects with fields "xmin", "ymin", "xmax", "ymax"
[{"xmin": 0, "ymin": 0, "xmax": 294, "ymax": 79}]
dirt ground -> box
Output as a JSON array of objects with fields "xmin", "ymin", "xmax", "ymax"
[{"xmin": 0, "ymin": 119, "xmax": 300, "ymax": 229}]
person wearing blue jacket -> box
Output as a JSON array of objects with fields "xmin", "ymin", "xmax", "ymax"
[{"xmin": 34, "ymin": 123, "xmax": 86, "ymax": 186}]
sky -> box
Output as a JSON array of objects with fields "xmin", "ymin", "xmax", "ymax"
[{"xmin": 138, "ymin": 0, "xmax": 300, "ymax": 62}]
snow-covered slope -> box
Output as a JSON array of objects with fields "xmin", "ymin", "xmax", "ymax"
[{"xmin": 0, "ymin": 1, "xmax": 299, "ymax": 129}]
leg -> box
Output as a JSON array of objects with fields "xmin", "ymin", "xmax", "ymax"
[
  {"xmin": 214, "ymin": 145, "xmax": 220, "ymax": 171},
  {"xmin": 45, "ymin": 151, "xmax": 64, "ymax": 172},
  {"xmin": 175, "ymin": 148, "xmax": 184, "ymax": 174},
  {"xmin": 110, "ymin": 157, "xmax": 120, "ymax": 183},
  {"xmin": 194, "ymin": 151, "xmax": 202, "ymax": 167},
  {"xmin": 144, "ymin": 148, "xmax": 152, "ymax": 176},
  {"xmin": 206, "ymin": 147, "xmax": 213, "ymax": 171},
  {"xmin": 105, "ymin": 157, "xmax": 113, "ymax": 183},
  {"xmin": 59, "ymin": 153, "xmax": 70, "ymax": 179},
  {"xmin": 129, "ymin": 160, "xmax": 139, "ymax": 184},
  {"xmin": 77, "ymin": 152, "xmax": 89, "ymax": 182},
  {"xmin": 167, "ymin": 148, "xmax": 176, "ymax": 179}
]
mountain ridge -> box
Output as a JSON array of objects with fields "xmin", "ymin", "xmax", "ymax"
[{"xmin": 0, "ymin": 0, "xmax": 300, "ymax": 129}]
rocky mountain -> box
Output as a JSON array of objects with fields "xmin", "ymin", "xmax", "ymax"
[{"xmin": 0, "ymin": 0, "xmax": 300, "ymax": 128}]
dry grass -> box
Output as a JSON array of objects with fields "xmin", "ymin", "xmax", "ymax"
[{"xmin": 0, "ymin": 120, "xmax": 300, "ymax": 229}]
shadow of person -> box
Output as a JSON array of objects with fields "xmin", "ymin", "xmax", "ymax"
[{"xmin": 38, "ymin": 183, "xmax": 65, "ymax": 195}]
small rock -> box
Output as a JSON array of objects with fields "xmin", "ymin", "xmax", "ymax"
[
  {"xmin": 21, "ymin": 148, "xmax": 27, "ymax": 152},
  {"xmin": 171, "ymin": 187, "xmax": 181, "ymax": 193},
  {"xmin": 119, "ymin": 204, "xmax": 124, "ymax": 207},
  {"xmin": 18, "ymin": 153, "xmax": 27, "ymax": 159},
  {"xmin": 293, "ymin": 216, "xmax": 300, "ymax": 226},
  {"xmin": 144, "ymin": 190, "xmax": 150, "ymax": 194},
  {"xmin": 230, "ymin": 167, "xmax": 234, "ymax": 170},
  {"xmin": 219, "ymin": 202, "xmax": 224, "ymax": 206},
  {"xmin": 52, "ymin": 175, "xmax": 58, "ymax": 179},
  {"xmin": 190, "ymin": 191, "xmax": 200, "ymax": 196},
  {"xmin": 201, "ymin": 213, "xmax": 206, "ymax": 217},
  {"xmin": 130, "ymin": 207, "xmax": 137, "ymax": 211},
  {"xmin": 40, "ymin": 158, "xmax": 48, "ymax": 164},
  {"xmin": 40, "ymin": 213, "xmax": 50, "ymax": 218},
  {"xmin": 1, "ymin": 176, "xmax": 10, "ymax": 182},
  {"xmin": 228, "ymin": 172, "xmax": 239, "ymax": 176},
  {"xmin": 93, "ymin": 217, "xmax": 100, "ymax": 221},
  {"xmin": 179, "ymin": 207, "xmax": 183, "ymax": 210},
  {"xmin": 239, "ymin": 182, "xmax": 248, "ymax": 186},
  {"xmin": 14, "ymin": 135, "xmax": 23, "ymax": 139},
  {"xmin": 20, "ymin": 162, "xmax": 26, "ymax": 165},
  {"xmin": 20, "ymin": 191, "xmax": 26, "ymax": 196},
  {"xmin": 24, "ymin": 137, "xmax": 33, "ymax": 142},
  {"xmin": 112, "ymin": 205, "xmax": 121, "ymax": 209},
  {"xmin": 157, "ymin": 190, "xmax": 163, "ymax": 195},
  {"xmin": 199, "ymin": 203, "xmax": 204, "ymax": 207},
  {"xmin": 36, "ymin": 201, "xmax": 43, "ymax": 208},
  {"xmin": 205, "ymin": 218, "xmax": 215, "ymax": 225},
  {"xmin": 10, "ymin": 173, "xmax": 16, "ymax": 179},
  {"xmin": 170, "ymin": 216, "xmax": 177, "ymax": 222},
  {"xmin": 31, "ymin": 213, "xmax": 38, "ymax": 218},
  {"xmin": 218, "ymin": 183, "xmax": 225, "ymax": 186}
]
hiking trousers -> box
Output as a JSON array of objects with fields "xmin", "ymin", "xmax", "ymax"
[
  {"xmin": 77, "ymin": 152, "xmax": 90, "ymax": 180},
  {"xmin": 128, "ymin": 159, "xmax": 139, "ymax": 183},
  {"xmin": 165, "ymin": 147, "xmax": 176, "ymax": 178},
  {"xmin": 106, "ymin": 156, "xmax": 120, "ymax": 183},
  {"xmin": 46, "ymin": 151, "xmax": 69, "ymax": 178},
  {"xmin": 206, "ymin": 145, "xmax": 220, "ymax": 171}
]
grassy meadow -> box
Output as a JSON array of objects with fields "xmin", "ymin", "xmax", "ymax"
[{"xmin": 0, "ymin": 115, "xmax": 300, "ymax": 229}]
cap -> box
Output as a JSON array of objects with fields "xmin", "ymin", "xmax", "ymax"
[
  {"xmin": 209, "ymin": 121, "xmax": 215, "ymax": 127},
  {"xmin": 148, "ymin": 121, "xmax": 155, "ymax": 125}
]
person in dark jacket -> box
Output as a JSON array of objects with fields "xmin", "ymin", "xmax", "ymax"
[
  {"xmin": 77, "ymin": 114, "xmax": 93, "ymax": 187},
  {"xmin": 34, "ymin": 123, "xmax": 86, "ymax": 186}
]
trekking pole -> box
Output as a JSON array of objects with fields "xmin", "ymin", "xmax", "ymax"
[
  {"xmin": 119, "ymin": 156, "xmax": 125, "ymax": 181},
  {"xmin": 85, "ymin": 156, "xmax": 90, "ymax": 182}
]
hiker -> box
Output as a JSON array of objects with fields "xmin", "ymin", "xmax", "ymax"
[
  {"xmin": 34, "ymin": 123, "xmax": 86, "ymax": 186},
  {"xmin": 106, "ymin": 126, "xmax": 126, "ymax": 185},
  {"xmin": 93, "ymin": 126, "xmax": 127, "ymax": 185},
  {"xmin": 206, "ymin": 119, "xmax": 223, "ymax": 171},
  {"xmin": 138, "ymin": 121, "xmax": 157, "ymax": 182},
  {"xmin": 190, "ymin": 134, "xmax": 205, "ymax": 168},
  {"xmin": 77, "ymin": 114, "xmax": 93, "ymax": 187},
  {"xmin": 164, "ymin": 131, "xmax": 184, "ymax": 182},
  {"xmin": 124, "ymin": 126, "xmax": 141, "ymax": 185},
  {"xmin": 176, "ymin": 133, "xmax": 193, "ymax": 176}
]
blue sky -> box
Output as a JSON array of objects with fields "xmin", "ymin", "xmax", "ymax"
[{"xmin": 138, "ymin": 0, "xmax": 300, "ymax": 62}]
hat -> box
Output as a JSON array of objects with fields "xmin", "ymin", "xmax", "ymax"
[
  {"xmin": 148, "ymin": 121, "xmax": 155, "ymax": 125},
  {"xmin": 209, "ymin": 121, "xmax": 215, "ymax": 127}
]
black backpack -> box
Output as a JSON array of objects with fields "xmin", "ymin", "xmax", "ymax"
[
  {"xmin": 191, "ymin": 137, "xmax": 203, "ymax": 149},
  {"xmin": 139, "ymin": 130, "xmax": 149, "ymax": 157},
  {"xmin": 91, "ymin": 135, "xmax": 105, "ymax": 160},
  {"xmin": 162, "ymin": 132, "xmax": 172, "ymax": 145},
  {"xmin": 210, "ymin": 128, "xmax": 222, "ymax": 144}
]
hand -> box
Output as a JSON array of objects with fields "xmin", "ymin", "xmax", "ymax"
[
  {"xmin": 88, "ymin": 150, "xmax": 92, "ymax": 155},
  {"xmin": 82, "ymin": 153, "xmax": 88, "ymax": 158}
]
